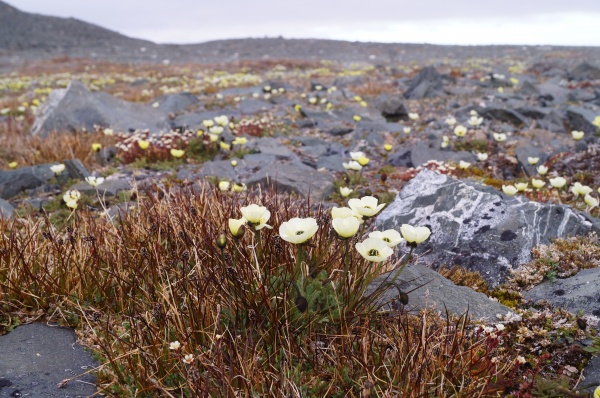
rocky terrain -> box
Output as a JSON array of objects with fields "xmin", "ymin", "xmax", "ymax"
[{"xmin": 1, "ymin": 1, "xmax": 600, "ymax": 396}]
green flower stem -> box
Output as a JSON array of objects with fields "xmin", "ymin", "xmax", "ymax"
[
  {"xmin": 297, "ymin": 244, "xmax": 304, "ymax": 274},
  {"xmin": 255, "ymin": 229, "xmax": 262, "ymax": 259},
  {"xmin": 343, "ymin": 238, "xmax": 349, "ymax": 268}
]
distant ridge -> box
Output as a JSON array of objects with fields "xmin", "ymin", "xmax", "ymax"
[
  {"xmin": 0, "ymin": 0, "xmax": 153, "ymax": 50},
  {"xmin": 0, "ymin": 0, "xmax": 598, "ymax": 68}
]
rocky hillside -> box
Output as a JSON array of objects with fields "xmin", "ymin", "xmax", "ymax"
[
  {"xmin": 1, "ymin": 0, "xmax": 600, "ymax": 67},
  {"xmin": 0, "ymin": 0, "xmax": 154, "ymax": 51}
]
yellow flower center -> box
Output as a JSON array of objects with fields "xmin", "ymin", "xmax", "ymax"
[
  {"xmin": 295, "ymin": 231, "xmax": 304, "ymax": 235},
  {"xmin": 368, "ymin": 249, "xmax": 379, "ymax": 256}
]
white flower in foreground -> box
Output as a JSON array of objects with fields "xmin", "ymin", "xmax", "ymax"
[
  {"xmin": 331, "ymin": 206, "xmax": 361, "ymax": 219},
  {"xmin": 349, "ymin": 151, "xmax": 365, "ymax": 161},
  {"xmin": 445, "ymin": 116, "xmax": 457, "ymax": 126},
  {"xmin": 468, "ymin": 116, "xmax": 483, "ymax": 127},
  {"xmin": 209, "ymin": 126, "xmax": 224, "ymax": 135},
  {"xmin": 169, "ymin": 341, "xmax": 181, "ymax": 351},
  {"xmin": 400, "ymin": 224, "xmax": 431, "ymax": 245},
  {"xmin": 571, "ymin": 130, "xmax": 585, "ymax": 140},
  {"xmin": 343, "ymin": 161, "xmax": 362, "ymax": 171},
  {"xmin": 339, "ymin": 187, "xmax": 353, "ymax": 197},
  {"xmin": 527, "ymin": 157, "xmax": 539, "ymax": 165},
  {"xmin": 408, "ymin": 112, "xmax": 419, "ymax": 120},
  {"xmin": 182, "ymin": 354, "xmax": 194, "ymax": 364},
  {"xmin": 441, "ymin": 135, "xmax": 450, "ymax": 148},
  {"xmin": 63, "ymin": 189, "xmax": 81, "ymax": 209},
  {"xmin": 549, "ymin": 177, "xmax": 567, "ymax": 189},
  {"xmin": 369, "ymin": 230, "xmax": 404, "ymax": 247},
  {"xmin": 515, "ymin": 182, "xmax": 528, "ymax": 192},
  {"xmin": 584, "ymin": 194, "xmax": 599, "ymax": 208},
  {"xmin": 332, "ymin": 216, "xmax": 361, "ymax": 239},
  {"xmin": 240, "ymin": 204, "xmax": 272, "ymax": 230},
  {"xmin": 477, "ymin": 152, "xmax": 489, "ymax": 161},
  {"xmin": 228, "ymin": 217, "xmax": 247, "ymax": 238},
  {"xmin": 537, "ymin": 165, "xmax": 548, "ymax": 175},
  {"xmin": 571, "ymin": 182, "xmax": 593, "ymax": 198},
  {"xmin": 493, "ymin": 132, "xmax": 507, "ymax": 142},
  {"xmin": 502, "ymin": 185, "xmax": 518, "ymax": 196},
  {"xmin": 218, "ymin": 181, "xmax": 230, "ymax": 191},
  {"xmin": 355, "ymin": 237, "xmax": 394, "ymax": 262},
  {"xmin": 459, "ymin": 160, "xmax": 471, "ymax": 169},
  {"xmin": 279, "ymin": 217, "xmax": 319, "ymax": 244},
  {"xmin": 50, "ymin": 164, "xmax": 65, "ymax": 175},
  {"xmin": 403, "ymin": 127, "xmax": 412, "ymax": 134},
  {"xmin": 531, "ymin": 179, "xmax": 545, "ymax": 189},
  {"xmin": 454, "ymin": 125, "xmax": 467, "ymax": 137},
  {"xmin": 214, "ymin": 115, "xmax": 229, "ymax": 126},
  {"xmin": 348, "ymin": 196, "xmax": 385, "ymax": 217},
  {"xmin": 85, "ymin": 176, "xmax": 105, "ymax": 187},
  {"xmin": 202, "ymin": 119, "xmax": 215, "ymax": 128}
]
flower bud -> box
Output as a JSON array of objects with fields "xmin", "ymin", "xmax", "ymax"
[{"xmin": 216, "ymin": 233, "xmax": 227, "ymax": 249}]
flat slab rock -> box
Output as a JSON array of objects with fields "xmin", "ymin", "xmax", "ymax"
[
  {"xmin": 376, "ymin": 170, "xmax": 600, "ymax": 288},
  {"xmin": 0, "ymin": 323, "xmax": 98, "ymax": 398},
  {"xmin": 365, "ymin": 263, "xmax": 511, "ymax": 321},
  {"xmin": 523, "ymin": 267, "xmax": 600, "ymax": 319}
]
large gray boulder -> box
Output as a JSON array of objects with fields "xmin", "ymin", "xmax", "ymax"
[
  {"xmin": 523, "ymin": 267, "xmax": 600, "ymax": 318},
  {"xmin": 152, "ymin": 92, "xmax": 199, "ymax": 113},
  {"xmin": 388, "ymin": 141, "xmax": 475, "ymax": 168},
  {"xmin": 569, "ymin": 62, "xmax": 600, "ymax": 81},
  {"xmin": 0, "ymin": 198, "xmax": 14, "ymax": 218},
  {"xmin": 31, "ymin": 80, "xmax": 169, "ymax": 136},
  {"xmin": 247, "ymin": 161, "xmax": 335, "ymax": 201},
  {"xmin": 375, "ymin": 170, "xmax": 600, "ymax": 287},
  {"xmin": 0, "ymin": 164, "xmax": 54, "ymax": 199},
  {"xmin": 567, "ymin": 106, "xmax": 599, "ymax": 134},
  {"xmin": 404, "ymin": 66, "xmax": 445, "ymax": 99},
  {"xmin": 0, "ymin": 323, "xmax": 98, "ymax": 398},
  {"xmin": 365, "ymin": 263, "xmax": 511, "ymax": 321}
]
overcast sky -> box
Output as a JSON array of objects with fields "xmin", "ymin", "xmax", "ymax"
[{"xmin": 12, "ymin": 0, "xmax": 600, "ymax": 46}]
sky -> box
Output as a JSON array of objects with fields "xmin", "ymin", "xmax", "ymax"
[{"xmin": 11, "ymin": 0, "xmax": 600, "ymax": 47}]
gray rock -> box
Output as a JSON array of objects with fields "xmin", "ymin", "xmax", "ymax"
[
  {"xmin": 0, "ymin": 164, "xmax": 54, "ymax": 199},
  {"xmin": 537, "ymin": 81, "xmax": 570, "ymax": 104},
  {"xmin": 523, "ymin": 267, "xmax": 600, "ymax": 318},
  {"xmin": 31, "ymin": 80, "xmax": 169, "ymax": 136},
  {"xmin": 516, "ymin": 106, "xmax": 550, "ymax": 120},
  {"xmin": 317, "ymin": 154, "xmax": 345, "ymax": 172},
  {"xmin": 238, "ymin": 98, "xmax": 273, "ymax": 114},
  {"xmin": 582, "ymin": 356, "xmax": 600, "ymax": 395},
  {"xmin": 481, "ymin": 107, "xmax": 528, "ymax": 126},
  {"xmin": 0, "ymin": 323, "xmax": 98, "ymax": 398},
  {"xmin": 375, "ymin": 170, "xmax": 600, "ymax": 288},
  {"xmin": 388, "ymin": 141, "xmax": 475, "ymax": 168},
  {"xmin": 514, "ymin": 146, "xmax": 547, "ymax": 176},
  {"xmin": 537, "ymin": 110, "xmax": 567, "ymax": 134},
  {"xmin": 299, "ymin": 109, "xmax": 355, "ymax": 135},
  {"xmin": 365, "ymin": 263, "xmax": 511, "ymax": 321},
  {"xmin": 518, "ymin": 80, "xmax": 541, "ymax": 97},
  {"xmin": 567, "ymin": 106, "xmax": 599, "ymax": 134},
  {"xmin": 153, "ymin": 92, "xmax": 199, "ymax": 113},
  {"xmin": 70, "ymin": 178, "xmax": 131, "ymax": 197},
  {"xmin": 569, "ymin": 62, "xmax": 600, "ymax": 81},
  {"xmin": 63, "ymin": 158, "xmax": 90, "ymax": 180},
  {"xmin": 0, "ymin": 198, "xmax": 14, "ymax": 218},
  {"xmin": 404, "ymin": 66, "xmax": 445, "ymax": 99},
  {"xmin": 568, "ymin": 88, "xmax": 597, "ymax": 103},
  {"xmin": 250, "ymin": 137, "xmax": 297, "ymax": 161},
  {"xmin": 377, "ymin": 94, "xmax": 408, "ymax": 121},
  {"xmin": 247, "ymin": 161, "xmax": 334, "ymax": 201}
]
